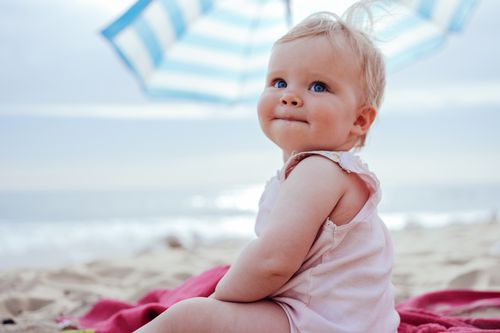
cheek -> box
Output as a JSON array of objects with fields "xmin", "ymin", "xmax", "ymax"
[
  {"xmin": 257, "ymin": 94, "xmax": 272, "ymax": 132},
  {"xmin": 257, "ymin": 92, "xmax": 274, "ymax": 121},
  {"xmin": 308, "ymin": 101, "xmax": 335, "ymax": 127},
  {"xmin": 308, "ymin": 102, "xmax": 348, "ymax": 137}
]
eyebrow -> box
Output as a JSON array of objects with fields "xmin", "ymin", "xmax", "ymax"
[{"xmin": 265, "ymin": 70, "xmax": 285, "ymax": 78}]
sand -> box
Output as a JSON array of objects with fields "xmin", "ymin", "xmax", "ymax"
[{"xmin": 1, "ymin": 222, "xmax": 499, "ymax": 332}]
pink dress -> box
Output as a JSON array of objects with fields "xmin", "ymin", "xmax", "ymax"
[{"xmin": 255, "ymin": 150, "xmax": 400, "ymax": 333}]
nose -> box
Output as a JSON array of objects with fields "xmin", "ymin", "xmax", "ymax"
[{"xmin": 280, "ymin": 92, "xmax": 303, "ymax": 107}]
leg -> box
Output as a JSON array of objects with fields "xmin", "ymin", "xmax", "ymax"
[{"xmin": 134, "ymin": 297, "xmax": 290, "ymax": 333}]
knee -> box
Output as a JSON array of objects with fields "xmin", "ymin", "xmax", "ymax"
[
  {"xmin": 166, "ymin": 297, "xmax": 215, "ymax": 330},
  {"xmin": 169, "ymin": 297, "xmax": 212, "ymax": 314}
]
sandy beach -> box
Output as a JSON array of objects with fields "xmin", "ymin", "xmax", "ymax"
[{"xmin": 1, "ymin": 221, "xmax": 499, "ymax": 332}]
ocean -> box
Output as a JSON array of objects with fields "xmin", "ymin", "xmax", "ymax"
[
  {"xmin": 1, "ymin": 107, "xmax": 499, "ymax": 270},
  {"xmin": 1, "ymin": 182, "xmax": 499, "ymax": 271}
]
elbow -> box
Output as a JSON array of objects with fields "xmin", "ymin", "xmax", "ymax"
[
  {"xmin": 254, "ymin": 247, "xmax": 299, "ymax": 280},
  {"xmin": 258, "ymin": 261, "xmax": 291, "ymax": 280}
]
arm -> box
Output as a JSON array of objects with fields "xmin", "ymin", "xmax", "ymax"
[{"xmin": 212, "ymin": 156, "xmax": 349, "ymax": 302}]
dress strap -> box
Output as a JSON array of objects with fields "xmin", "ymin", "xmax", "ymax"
[{"xmin": 282, "ymin": 150, "xmax": 349, "ymax": 180}]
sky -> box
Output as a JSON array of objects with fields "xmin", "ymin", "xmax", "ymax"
[{"xmin": 0, "ymin": 0, "xmax": 499, "ymax": 195}]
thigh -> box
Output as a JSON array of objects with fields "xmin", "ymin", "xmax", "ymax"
[{"xmin": 135, "ymin": 297, "xmax": 290, "ymax": 333}]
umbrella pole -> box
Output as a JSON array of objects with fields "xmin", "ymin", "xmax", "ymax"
[{"xmin": 284, "ymin": 0, "xmax": 292, "ymax": 27}]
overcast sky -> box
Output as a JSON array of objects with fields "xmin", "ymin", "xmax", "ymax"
[
  {"xmin": 0, "ymin": 0, "xmax": 499, "ymax": 193},
  {"xmin": 1, "ymin": 0, "xmax": 499, "ymax": 106}
]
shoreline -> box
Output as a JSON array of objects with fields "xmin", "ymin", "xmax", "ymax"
[{"xmin": 1, "ymin": 208, "xmax": 497, "ymax": 273}]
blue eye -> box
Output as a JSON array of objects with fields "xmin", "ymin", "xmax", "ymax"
[
  {"xmin": 273, "ymin": 79, "xmax": 287, "ymax": 89},
  {"xmin": 310, "ymin": 81, "xmax": 327, "ymax": 93}
]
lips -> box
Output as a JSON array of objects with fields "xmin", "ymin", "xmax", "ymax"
[
  {"xmin": 272, "ymin": 110, "xmax": 308, "ymax": 123},
  {"xmin": 273, "ymin": 116, "xmax": 308, "ymax": 124}
]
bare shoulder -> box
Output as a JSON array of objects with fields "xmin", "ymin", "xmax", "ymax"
[
  {"xmin": 287, "ymin": 154, "xmax": 370, "ymax": 226},
  {"xmin": 286, "ymin": 155, "xmax": 350, "ymax": 191}
]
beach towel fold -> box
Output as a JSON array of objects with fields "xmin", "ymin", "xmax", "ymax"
[
  {"xmin": 69, "ymin": 265, "xmax": 500, "ymax": 333},
  {"xmin": 74, "ymin": 265, "xmax": 229, "ymax": 333},
  {"xmin": 397, "ymin": 290, "xmax": 500, "ymax": 332}
]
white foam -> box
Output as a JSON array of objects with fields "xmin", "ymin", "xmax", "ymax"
[
  {"xmin": 380, "ymin": 210, "xmax": 495, "ymax": 230},
  {"xmin": 1, "ymin": 182, "xmax": 498, "ymax": 271},
  {"xmin": 0, "ymin": 215, "xmax": 256, "ymax": 271}
]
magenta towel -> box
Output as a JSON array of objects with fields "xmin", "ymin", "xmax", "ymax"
[
  {"xmin": 75, "ymin": 265, "xmax": 500, "ymax": 333},
  {"xmin": 77, "ymin": 265, "xmax": 230, "ymax": 333},
  {"xmin": 397, "ymin": 289, "xmax": 500, "ymax": 332}
]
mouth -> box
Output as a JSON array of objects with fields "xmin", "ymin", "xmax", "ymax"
[{"xmin": 273, "ymin": 116, "xmax": 308, "ymax": 124}]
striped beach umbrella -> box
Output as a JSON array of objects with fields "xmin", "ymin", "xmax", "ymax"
[{"xmin": 101, "ymin": 0, "xmax": 477, "ymax": 105}]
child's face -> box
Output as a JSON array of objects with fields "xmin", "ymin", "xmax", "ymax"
[{"xmin": 258, "ymin": 36, "xmax": 364, "ymax": 159}]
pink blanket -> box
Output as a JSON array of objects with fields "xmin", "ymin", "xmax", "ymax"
[
  {"xmin": 74, "ymin": 265, "xmax": 229, "ymax": 333},
  {"xmin": 397, "ymin": 289, "xmax": 500, "ymax": 332},
  {"xmin": 70, "ymin": 265, "xmax": 500, "ymax": 333}
]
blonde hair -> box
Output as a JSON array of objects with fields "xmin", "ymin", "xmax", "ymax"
[{"xmin": 275, "ymin": 5, "xmax": 385, "ymax": 148}]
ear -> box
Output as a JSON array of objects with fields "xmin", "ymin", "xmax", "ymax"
[{"xmin": 350, "ymin": 105, "xmax": 377, "ymax": 136}]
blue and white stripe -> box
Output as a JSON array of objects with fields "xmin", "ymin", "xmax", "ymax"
[{"xmin": 102, "ymin": 0, "xmax": 477, "ymax": 104}]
